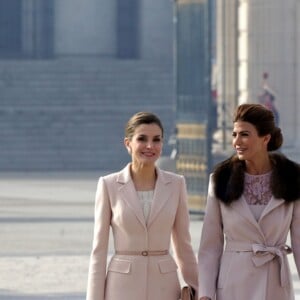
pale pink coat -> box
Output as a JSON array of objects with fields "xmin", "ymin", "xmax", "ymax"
[
  {"xmin": 198, "ymin": 176, "xmax": 300, "ymax": 300},
  {"xmin": 86, "ymin": 164, "xmax": 198, "ymax": 300}
]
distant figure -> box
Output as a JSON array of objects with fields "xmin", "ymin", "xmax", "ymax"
[
  {"xmin": 211, "ymin": 61, "xmax": 218, "ymax": 132},
  {"xmin": 258, "ymin": 72, "xmax": 280, "ymax": 126}
]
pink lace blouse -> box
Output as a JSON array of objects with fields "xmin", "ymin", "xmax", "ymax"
[{"xmin": 243, "ymin": 171, "xmax": 272, "ymax": 220}]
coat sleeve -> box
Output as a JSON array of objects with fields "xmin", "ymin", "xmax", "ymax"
[
  {"xmin": 198, "ymin": 174, "xmax": 224, "ymax": 299},
  {"xmin": 171, "ymin": 176, "xmax": 199, "ymax": 296},
  {"xmin": 86, "ymin": 177, "xmax": 112, "ymax": 300},
  {"xmin": 290, "ymin": 199, "xmax": 300, "ymax": 278}
]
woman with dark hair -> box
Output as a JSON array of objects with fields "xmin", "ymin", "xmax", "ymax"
[
  {"xmin": 198, "ymin": 104, "xmax": 300, "ymax": 300},
  {"xmin": 86, "ymin": 112, "xmax": 198, "ymax": 300}
]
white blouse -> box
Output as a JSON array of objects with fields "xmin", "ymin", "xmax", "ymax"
[{"xmin": 137, "ymin": 190, "xmax": 154, "ymax": 224}]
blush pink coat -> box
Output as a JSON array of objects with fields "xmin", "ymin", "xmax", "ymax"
[
  {"xmin": 86, "ymin": 164, "xmax": 198, "ymax": 300},
  {"xmin": 198, "ymin": 175, "xmax": 300, "ymax": 300}
]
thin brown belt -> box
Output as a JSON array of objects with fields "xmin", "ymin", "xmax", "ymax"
[{"xmin": 115, "ymin": 250, "xmax": 169, "ymax": 256}]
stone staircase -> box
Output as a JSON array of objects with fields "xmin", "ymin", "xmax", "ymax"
[{"xmin": 0, "ymin": 57, "xmax": 175, "ymax": 171}]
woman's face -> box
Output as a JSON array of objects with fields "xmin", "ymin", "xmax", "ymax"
[
  {"xmin": 232, "ymin": 121, "xmax": 270, "ymax": 161},
  {"xmin": 124, "ymin": 123, "xmax": 163, "ymax": 166}
]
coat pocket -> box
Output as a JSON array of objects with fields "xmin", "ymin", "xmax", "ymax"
[
  {"xmin": 158, "ymin": 258, "xmax": 178, "ymax": 274},
  {"xmin": 108, "ymin": 258, "xmax": 131, "ymax": 274}
]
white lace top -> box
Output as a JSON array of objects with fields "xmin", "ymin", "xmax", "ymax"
[
  {"xmin": 244, "ymin": 171, "xmax": 272, "ymax": 221},
  {"xmin": 137, "ymin": 190, "xmax": 154, "ymax": 224}
]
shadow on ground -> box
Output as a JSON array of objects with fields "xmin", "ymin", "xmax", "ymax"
[{"xmin": 0, "ymin": 291, "xmax": 85, "ymax": 300}]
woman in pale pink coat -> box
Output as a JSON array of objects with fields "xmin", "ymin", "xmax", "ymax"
[
  {"xmin": 198, "ymin": 104, "xmax": 300, "ymax": 300},
  {"xmin": 86, "ymin": 112, "xmax": 198, "ymax": 300}
]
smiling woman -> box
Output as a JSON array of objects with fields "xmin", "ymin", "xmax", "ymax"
[
  {"xmin": 123, "ymin": 114, "xmax": 164, "ymax": 191},
  {"xmin": 125, "ymin": 123, "xmax": 163, "ymax": 170},
  {"xmin": 86, "ymin": 112, "xmax": 198, "ymax": 300},
  {"xmin": 231, "ymin": 105, "xmax": 277, "ymax": 175},
  {"xmin": 197, "ymin": 103, "xmax": 300, "ymax": 300}
]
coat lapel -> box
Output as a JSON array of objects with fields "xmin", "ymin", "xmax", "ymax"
[
  {"xmin": 147, "ymin": 168, "xmax": 172, "ymax": 227},
  {"xmin": 230, "ymin": 196, "xmax": 265, "ymax": 237},
  {"xmin": 259, "ymin": 196, "xmax": 285, "ymax": 222},
  {"xmin": 230, "ymin": 196, "xmax": 286, "ymax": 237},
  {"xmin": 117, "ymin": 164, "xmax": 147, "ymax": 229}
]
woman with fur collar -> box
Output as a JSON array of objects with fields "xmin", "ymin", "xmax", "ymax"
[{"xmin": 198, "ymin": 103, "xmax": 300, "ymax": 300}]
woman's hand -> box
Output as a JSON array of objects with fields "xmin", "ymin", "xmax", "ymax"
[{"xmin": 199, "ymin": 297, "xmax": 211, "ymax": 300}]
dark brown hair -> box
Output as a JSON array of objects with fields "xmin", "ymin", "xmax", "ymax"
[
  {"xmin": 233, "ymin": 103, "xmax": 283, "ymax": 151},
  {"xmin": 125, "ymin": 112, "xmax": 164, "ymax": 139}
]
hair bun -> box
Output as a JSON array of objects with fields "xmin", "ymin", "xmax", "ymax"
[{"xmin": 268, "ymin": 127, "xmax": 283, "ymax": 151}]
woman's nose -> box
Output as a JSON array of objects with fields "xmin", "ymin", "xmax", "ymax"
[
  {"xmin": 146, "ymin": 142, "xmax": 153, "ymax": 148},
  {"xmin": 232, "ymin": 135, "xmax": 239, "ymax": 146}
]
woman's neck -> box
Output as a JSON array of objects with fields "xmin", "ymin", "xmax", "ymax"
[
  {"xmin": 245, "ymin": 156, "xmax": 272, "ymax": 175},
  {"xmin": 130, "ymin": 163, "xmax": 157, "ymax": 191}
]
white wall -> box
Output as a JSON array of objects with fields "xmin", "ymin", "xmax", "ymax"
[
  {"xmin": 54, "ymin": 0, "xmax": 173, "ymax": 60},
  {"xmin": 295, "ymin": 0, "xmax": 300, "ymax": 148},
  {"xmin": 241, "ymin": 0, "xmax": 298, "ymax": 146},
  {"xmin": 54, "ymin": 0, "xmax": 116, "ymax": 56},
  {"xmin": 140, "ymin": 0, "xmax": 174, "ymax": 61}
]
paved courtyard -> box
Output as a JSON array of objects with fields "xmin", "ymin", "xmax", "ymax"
[{"xmin": 0, "ymin": 172, "xmax": 299, "ymax": 299}]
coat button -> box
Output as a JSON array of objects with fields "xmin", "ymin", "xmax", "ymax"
[{"xmin": 142, "ymin": 251, "xmax": 148, "ymax": 256}]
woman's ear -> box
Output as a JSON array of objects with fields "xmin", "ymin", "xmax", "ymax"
[
  {"xmin": 124, "ymin": 138, "xmax": 131, "ymax": 154},
  {"xmin": 264, "ymin": 134, "xmax": 271, "ymax": 146}
]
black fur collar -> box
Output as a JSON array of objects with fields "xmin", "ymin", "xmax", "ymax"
[{"xmin": 213, "ymin": 153, "xmax": 300, "ymax": 204}]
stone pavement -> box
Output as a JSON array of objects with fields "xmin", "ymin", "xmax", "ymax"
[{"xmin": 0, "ymin": 172, "xmax": 300, "ymax": 300}]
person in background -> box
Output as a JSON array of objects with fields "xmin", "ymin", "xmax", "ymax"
[
  {"xmin": 86, "ymin": 112, "xmax": 198, "ymax": 300},
  {"xmin": 198, "ymin": 103, "xmax": 300, "ymax": 300},
  {"xmin": 259, "ymin": 88, "xmax": 279, "ymax": 126},
  {"xmin": 258, "ymin": 72, "xmax": 280, "ymax": 126}
]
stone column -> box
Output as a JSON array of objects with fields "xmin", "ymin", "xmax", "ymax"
[
  {"xmin": 116, "ymin": 0, "xmax": 140, "ymax": 58},
  {"xmin": 175, "ymin": 0, "xmax": 212, "ymax": 212},
  {"xmin": 215, "ymin": 0, "xmax": 239, "ymax": 151},
  {"xmin": 21, "ymin": 0, "xmax": 54, "ymax": 58},
  {"xmin": 21, "ymin": 0, "xmax": 35, "ymax": 57},
  {"xmin": 34, "ymin": 0, "xmax": 54, "ymax": 58}
]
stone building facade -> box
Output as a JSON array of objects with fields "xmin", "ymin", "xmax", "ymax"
[{"xmin": 0, "ymin": 0, "xmax": 175, "ymax": 170}]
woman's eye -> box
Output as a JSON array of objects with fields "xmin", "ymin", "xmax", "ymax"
[
  {"xmin": 137, "ymin": 136, "xmax": 146, "ymax": 142},
  {"xmin": 153, "ymin": 138, "xmax": 161, "ymax": 142},
  {"xmin": 232, "ymin": 132, "xmax": 248, "ymax": 137}
]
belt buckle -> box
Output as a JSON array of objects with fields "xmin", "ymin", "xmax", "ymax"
[{"xmin": 142, "ymin": 251, "xmax": 148, "ymax": 256}]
